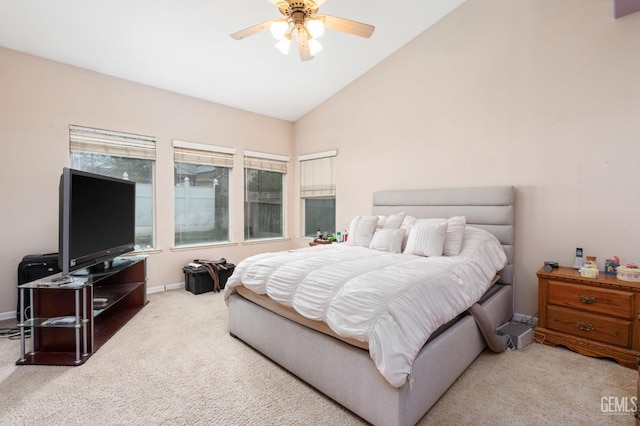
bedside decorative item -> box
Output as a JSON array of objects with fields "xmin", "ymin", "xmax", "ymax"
[
  {"xmin": 579, "ymin": 256, "xmax": 599, "ymax": 278},
  {"xmin": 579, "ymin": 266, "xmax": 599, "ymax": 278},
  {"xmin": 617, "ymin": 264, "xmax": 640, "ymax": 282},
  {"xmin": 604, "ymin": 256, "xmax": 620, "ymax": 275}
]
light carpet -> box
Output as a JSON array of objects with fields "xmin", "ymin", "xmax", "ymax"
[{"xmin": 0, "ymin": 290, "xmax": 636, "ymax": 425}]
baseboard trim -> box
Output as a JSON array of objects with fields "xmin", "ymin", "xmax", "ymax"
[
  {"xmin": 0, "ymin": 311, "xmax": 16, "ymax": 321},
  {"xmin": 147, "ymin": 285, "xmax": 165, "ymax": 294},
  {"xmin": 165, "ymin": 283, "xmax": 184, "ymax": 291},
  {"xmin": 148, "ymin": 282, "xmax": 184, "ymax": 294}
]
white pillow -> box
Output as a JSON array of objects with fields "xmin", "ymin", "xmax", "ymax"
[
  {"xmin": 443, "ymin": 216, "xmax": 466, "ymax": 256},
  {"xmin": 400, "ymin": 215, "xmax": 418, "ymax": 250},
  {"xmin": 403, "ymin": 219, "xmax": 448, "ymax": 257},
  {"xmin": 369, "ymin": 229, "xmax": 405, "ymax": 253},
  {"xmin": 376, "ymin": 212, "xmax": 405, "ymax": 229},
  {"xmin": 346, "ymin": 216, "xmax": 378, "ymax": 247},
  {"xmin": 382, "ymin": 212, "xmax": 405, "ymax": 229}
]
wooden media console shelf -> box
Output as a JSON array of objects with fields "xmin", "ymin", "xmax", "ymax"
[{"xmin": 16, "ymin": 256, "xmax": 147, "ymax": 366}]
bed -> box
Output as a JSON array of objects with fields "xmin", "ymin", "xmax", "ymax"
[{"xmin": 225, "ymin": 186, "xmax": 515, "ymax": 425}]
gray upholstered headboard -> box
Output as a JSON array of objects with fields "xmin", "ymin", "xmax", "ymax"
[{"xmin": 372, "ymin": 186, "xmax": 515, "ymax": 285}]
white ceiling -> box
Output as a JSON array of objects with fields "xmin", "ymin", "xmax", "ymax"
[{"xmin": 0, "ymin": 0, "xmax": 464, "ymax": 122}]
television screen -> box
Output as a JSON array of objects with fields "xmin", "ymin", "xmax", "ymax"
[{"xmin": 59, "ymin": 167, "xmax": 136, "ymax": 276}]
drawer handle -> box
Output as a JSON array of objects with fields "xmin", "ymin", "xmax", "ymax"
[
  {"xmin": 576, "ymin": 321, "xmax": 595, "ymax": 332},
  {"xmin": 578, "ymin": 295, "xmax": 597, "ymax": 304}
]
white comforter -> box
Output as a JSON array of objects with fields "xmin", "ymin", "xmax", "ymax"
[{"xmin": 224, "ymin": 227, "xmax": 507, "ymax": 387}]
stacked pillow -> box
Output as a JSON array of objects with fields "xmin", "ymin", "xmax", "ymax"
[
  {"xmin": 376, "ymin": 212, "xmax": 405, "ymax": 230},
  {"xmin": 369, "ymin": 228, "xmax": 405, "ymax": 253},
  {"xmin": 403, "ymin": 216, "xmax": 466, "ymax": 257},
  {"xmin": 346, "ymin": 213, "xmax": 466, "ymax": 257},
  {"xmin": 346, "ymin": 216, "xmax": 378, "ymax": 248},
  {"xmin": 403, "ymin": 219, "xmax": 449, "ymax": 257}
]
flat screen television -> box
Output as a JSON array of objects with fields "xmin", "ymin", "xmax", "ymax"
[{"xmin": 59, "ymin": 167, "xmax": 136, "ymax": 276}]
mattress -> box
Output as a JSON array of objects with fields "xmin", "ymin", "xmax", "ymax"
[
  {"xmin": 235, "ymin": 286, "xmax": 368, "ymax": 349},
  {"xmin": 225, "ymin": 226, "xmax": 507, "ymax": 387},
  {"xmin": 234, "ymin": 282, "xmax": 504, "ymax": 351}
]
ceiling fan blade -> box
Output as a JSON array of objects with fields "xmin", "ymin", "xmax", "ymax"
[
  {"xmin": 230, "ymin": 18, "xmax": 278, "ymax": 40},
  {"xmin": 267, "ymin": 0, "xmax": 324, "ymax": 7},
  {"xmin": 295, "ymin": 28, "xmax": 313, "ymax": 61},
  {"xmin": 319, "ymin": 14, "xmax": 375, "ymax": 38}
]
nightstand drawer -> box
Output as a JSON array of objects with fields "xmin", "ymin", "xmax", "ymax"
[
  {"xmin": 548, "ymin": 280, "xmax": 634, "ymax": 319},
  {"xmin": 547, "ymin": 306, "xmax": 632, "ymax": 347}
]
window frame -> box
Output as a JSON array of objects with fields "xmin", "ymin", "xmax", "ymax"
[
  {"xmin": 172, "ymin": 140, "xmax": 235, "ymax": 248},
  {"xmin": 69, "ymin": 125, "xmax": 156, "ymax": 250},
  {"xmin": 299, "ymin": 150, "xmax": 337, "ymax": 238},
  {"xmin": 243, "ymin": 150, "xmax": 289, "ymax": 242}
]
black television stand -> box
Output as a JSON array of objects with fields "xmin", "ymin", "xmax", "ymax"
[{"xmin": 16, "ymin": 255, "xmax": 147, "ymax": 366}]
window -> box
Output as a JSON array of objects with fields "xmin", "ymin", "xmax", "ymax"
[
  {"xmin": 173, "ymin": 140, "xmax": 234, "ymax": 246},
  {"xmin": 300, "ymin": 150, "xmax": 336, "ymax": 237},
  {"xmin": 69, "ymin": 125, "xmax": 155, "ymax": 249},
  {"xmin": 243, "ymin": 151, "xmax": 289, "ymax": 240}
]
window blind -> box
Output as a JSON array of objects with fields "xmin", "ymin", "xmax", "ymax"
[
  {"xmin": 243, "ymin": 150, "xmax": 289, "ymax": 173},
  {"xmin": 173, "ymin": 140, "xmax": 234, "ymax": 167},
  {"xmin": 300, "ymin": 151, "xmax": 336, "ymax": 197},
  {"xmin": 69, "ymin": 125, "xmax": 156, "ymax": 160}
]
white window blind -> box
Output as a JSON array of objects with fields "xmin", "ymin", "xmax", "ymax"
[
  {"xmin": 243, "ymin": 150, "xmax": 289, "ymax": 173},
  {"xmin": 69, "ymin": 125, "xmax": 156, "ymax": 160},
  {"xmin": 300, "ymin": 151, "xmax": 336, "ymax": 197},
  {"xmin": 173, "ymin": 140, "xmax": 235, "ymax": 167}
]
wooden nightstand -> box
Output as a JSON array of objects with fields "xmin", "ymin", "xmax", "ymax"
[{"xmin": 536, "ymin": 266, "xmax": 640, "ymax": 369}]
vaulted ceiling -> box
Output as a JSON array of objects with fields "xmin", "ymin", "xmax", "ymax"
[{"xmin": 0, "ymin": 0, "xmax": 465, "ymax": 121}]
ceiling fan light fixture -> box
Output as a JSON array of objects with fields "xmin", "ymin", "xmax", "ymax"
[
  {"xmin": 306, "ymin": 19, "xmax": 325, "ymax": 38},
  {"xmin": 230, "ymin": 0, "xmax": 375, "ymax": 62},
  {"xmin": 275, "ymin": 35, "xmax": 291, "ymax": 55},
  {"xmin": 308, "ymin": 37, "xmax": 323, "ymax": 56},
  {"xmin": 270, "ymin": 19, "xmax": 289, "ymax": 40}
]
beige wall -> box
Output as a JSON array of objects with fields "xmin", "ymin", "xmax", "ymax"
[
  {"xmin": 0, "ymin": 47, "xmax": 295, "ymax": 317},
  {"xmin": 293, "ymin": 0, "xmax": 640, "ymax": 316},
  {"xmin": 1, "ymin": 0, "xmax": 639, "ymax": 319}
]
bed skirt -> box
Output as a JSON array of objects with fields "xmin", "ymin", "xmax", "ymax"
[{"xmin": 227, "ymin": 284, "xmax": 513, "ymax": 426}]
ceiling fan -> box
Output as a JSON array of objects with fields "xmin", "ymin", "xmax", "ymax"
[{"xmin": 230, "ymin": 0, "xmax": 375, "ymax": 62}]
